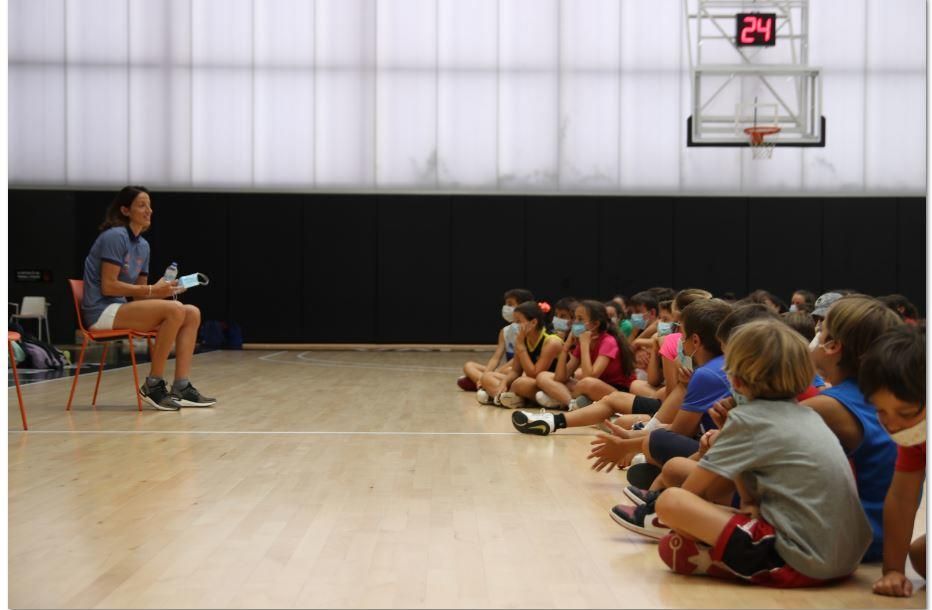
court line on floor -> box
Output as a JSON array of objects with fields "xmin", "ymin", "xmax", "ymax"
[
  {"xmin": 6, "ymin": 429, "xmax": 586, "ymax": 437},
  {"xmin": 258, "ymin": 350, "xmax": 464, "ymax": 373}
]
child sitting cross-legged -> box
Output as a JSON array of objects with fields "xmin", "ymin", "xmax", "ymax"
[{"xmin": 651, "ymin": 320, "xmax": 872, "ymax": 587}]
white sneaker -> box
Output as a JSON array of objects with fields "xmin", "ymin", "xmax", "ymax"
[
  {"xmin": 498, "ymin": 392, "xmax": 526, "ymax": 409},
  {"xmin": 630, "ymin": 453, "xmax": 647, "ymax": 466},
  {"xmin": 512, "ymin": 409, "xmax": 556, "ymax": 436},
  {"xmin": 568, "ymin": 395, "xmax": 593, "ymax": 411},
  {"xmin": 476, "ymin": 389, "xmax": 493, "ymax": 405},
  {"xmin": 535, "ymin": 390, "xmax": 562, "ymax": 409}
]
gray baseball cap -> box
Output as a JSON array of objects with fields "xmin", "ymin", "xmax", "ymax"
[{"xmin": 812, "ymin": 292, "xmax": 843, "ymax": 318}]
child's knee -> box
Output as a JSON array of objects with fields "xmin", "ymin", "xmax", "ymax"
[
  {"xmin": 655, "ymin": 487, "xmax": 685, "ymax": 522},
  {"xmin": 537, "ymin": 371, "xmax": 555, "ymax": 384}
]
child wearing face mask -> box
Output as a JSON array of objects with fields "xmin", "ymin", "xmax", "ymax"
[
  {"xmin": 803, "ymin": 295, "xmax": 903, "ymax": 562},
  {"xmin": 627, "ymin": 291, "xmax": 660, "ymax": 342},
  {"xmin": 479, "ymin": 301, "xmax": 564, "ymax": 409},
  {"xmin": 648, "ymin": 320, "xmax": 872, "ymax": 588},
  {"xmin": 550, "ymin": 297, "xmax": 579, "ymax": 341},
  {"xmin": 512, "ymin": 300, "xmax": 636, "ymax": 434},
  {"xmin": 859, "ymin": 325, "xmax": 926, "ymax": 598},
  {"xmin": 458, "ymin": 288, "xmax": 534, "ymax": 397}
]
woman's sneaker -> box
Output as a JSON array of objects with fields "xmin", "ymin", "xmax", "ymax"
[
  {"xmin": 498, "ymin": 391, "xmax": 525, "ymax": 409},
  {"xmin": 512, "ymin": 410, "xmax": 556, "ymax": 436},
  {"xmin": 139, "ymin": 379, "xmax": 181, "ymax": 411},
  {"xmin": 610, "ymin": 502, "xmax": 671, "ymax": 540},
  {"xmin": 534, "ymin": 391, "xmax": 562, "ymax": 409},
  {"xmin": 476, "ymin": 389, "xmax": 494, "ymax": 405},
  {"xmin": 171, "ymin": 382, "xmax": 217, "ymax": 407},
  {"xmin": 456, "ymin": 375, "xmax": 478, "ymax": 392}
]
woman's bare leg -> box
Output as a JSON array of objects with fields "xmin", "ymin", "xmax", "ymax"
[
  {"xmin": 113, "ymin": 300, "xmax": 185, "ymax": 379},
  {"xmin": 172, "ymin": 304, "xmax": 201, "ymax": 380}
]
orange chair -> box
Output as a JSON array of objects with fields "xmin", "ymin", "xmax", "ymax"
[
  {"xmin": 66, "ymin": 279, "xmax": 155, "ymax": 411},
  {"xmin": 8, "ymin": 331, "xmax": 27, "ymax": 430}
]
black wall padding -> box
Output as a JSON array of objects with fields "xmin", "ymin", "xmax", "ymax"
[{"xmin": 8, "ymin": 190, "xmax": 926, "ymax": 344}]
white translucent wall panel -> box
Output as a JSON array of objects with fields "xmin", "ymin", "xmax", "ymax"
[
  {"xmin": 809, "ymin": 0, "xmax": 867, "ymax": 70},
  {"xmin": 67, "ymin": 67, "xmax": 129, "ymax": 183},
  {"xmin": 9, "ymin": 67, "xmax": 67, "ymax": 182},
  {"xmin": 803, "ymin": 75, "xmax": 865, "ymax": 191},
  {"xmin": 741, "ymin": 146, "xmax": 803, "ymax": 192},
  {"xmin": 10, "ymin": 0, "xmax": 65, "ymax": 62},
  {"xmin": 376, "ymin": 0, "xmax": 437, "ymax": 186},
  {"xmin": 437, "ymin": 0, "xmax": 497, "ymax": 187},
  {"xmin": 864, "ymin": 0, "xmax": 926, "ymax": 190},
  {"xmin": 191, "ymin": 0, "xmax": 252, "ymax": 184},
  {"xmin": 65, "ymin": 0, "xmax": 127, "ymax": 63},
  {"xmin": 560, "ymin": 0, "xmax": 620, "ymax": 189},
  {"xmin": 254, "ymin": 1, "xmax": 315, "ymax": 185},
  {"xmin": 315, "ymin": 0, "xmax": 376, "ymax": 186},
  {"xmin": 499, "ymin": 0, "xmax": 558, "ymax": 189},
  {"xmin": 129, "ymin": 0, "xmax": 192, "ymax": 184}
]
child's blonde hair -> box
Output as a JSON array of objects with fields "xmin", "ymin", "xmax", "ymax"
[{"xmin": 725, "ymin": 320, "xmax": 814, "ymax": 400}]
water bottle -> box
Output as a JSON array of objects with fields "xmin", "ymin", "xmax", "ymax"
[{"xmin": 164, "ymin": 262, "xmax": 178, "ymax": 282}]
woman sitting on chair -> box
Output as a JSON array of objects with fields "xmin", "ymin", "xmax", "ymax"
[{"xmin": 81, "ymin": 186, "xmax": 216, "ymax": 410}]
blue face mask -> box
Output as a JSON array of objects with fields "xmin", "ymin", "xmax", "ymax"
[
  {"xmin": 571, "ymin": 322, "xmax": 587, "ymax": 337},
  {"xmin": 657, "ymin": 321, "xmax": 674, "ymax": 337},
  {"xmin": 676, "ymin": 338, "xmax": 695, "ymax": 372},
  {"xmin": 788, "ymin": 304, "xmax": 798, "ymax": 313},
  {"xmin": 179, "ymin": 272, "xmax": 209, "ymax": 290},
  {"xmin": 630, "ymin": 313, "xmax": 647, "ymax": 329},
  {"xmin": 552, "ymin": 317, "xmax": 570, "ymax": 332}
]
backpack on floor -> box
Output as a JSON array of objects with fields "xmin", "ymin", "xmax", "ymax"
[
  {"xmin": 199, "ymin": 320, "xmax": 225, "ymax": 348},
  {"xmin": 20, "ymin": 335, "xmax": 67, "ymax": 370}
]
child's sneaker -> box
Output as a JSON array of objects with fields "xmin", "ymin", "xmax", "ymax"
[
  {"xmin": 631, "ymin": 420, "xmax": 647, "ymax": 431},
  {"xmin": 512, "ymin": 410, "xmax": 556, "ymax": 436},
  {"xmin": 567, "ymin": 395, "xmax": 593, "ymax": 411},
  {"xmin": 534, "ymin": 390, "xmax": 562, "ymax": 409},
  {"xmin": 610, "ymin": 502, "xmax": 671, "ymax": 540},
  {"xmin": 457, "ymin": 375, "xmax": 478, "ymax": 392},
  {"xmin": 623, "ymin": 484, "xmax": 661, "ymax": 507},
  {"xmin": 476, "ymin": 389, "xmax": 494, "ymax": 405},
  {"xmin": 498, "ymin": 392, "xmax": 525, "ymax": 409},
  {"xmin": 629, "ymin": 452, "xmax": 647, "ymax": 466}
]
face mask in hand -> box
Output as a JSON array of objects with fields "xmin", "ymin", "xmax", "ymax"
[
  {"xmin": 179, "ymin": 272, "xmax": 210, "ymax": 290},
  {"xmin": 502, "ymin": 305, "xmax": 515, "ymax": 323},
  {"xmin": 552, "ymin": 317, "xmax": 569, "ymax": 332},
  {"xmin": 676, "ymin": 338, "xmax": 695, "ymax": 372}
]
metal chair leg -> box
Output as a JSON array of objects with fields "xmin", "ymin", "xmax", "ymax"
[
  {"xmin": 66, "ymin": 335, "xmax": 89, "ymax": 411},
  {"xmin": 91, "ymin": 343, "xmax": 109, "ymax": 406},
  {"xmin": 9, "ymin": 339, "xmax": 27, "ymax": 430}
]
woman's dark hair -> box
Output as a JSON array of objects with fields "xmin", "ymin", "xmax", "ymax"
[
  {"xmin": 859, "ymin": 324, "xmax": 925, "ymax": 407},
  {"xmin": 781, "ymin": 311, "xmax": 817, "ymax": 342},
  {"xmin": 748, "ymin": 289, "xmax": 786, "ymax": 313},
  {"xmin": 879, "ymin": 294, "xmax": 919, "ymax": 320},
  {"xmin": 793, "ymin": 289, "xmax": 816, "ymax": 308},
  {"xmin": 514, "ymin": 301, "xmax": 548, "ymax": 332},
  {"xmin": 100, "ymin": 186, "xmax": 150, "ymax": 231},
  {"xmin": 715, "ymin": 303, "xmax": 777, "ymax": 345},
  {"xmin": 659, "ymin": 299, "xmax": 673, "ymax": 313},
  {"xmin": 579, "ymin": 299, "xmax": 635, "ymax": 376},
  {"xmin": 629, "ymin": 291, "xmax": 659, "ymax": 316},
  {"xmin": 504, "ymin": 288, "xmax": 535, "ymax": 304},
  {"xmin": 647, "ymin": 286, "xmax": 676, "ymax": 302}
]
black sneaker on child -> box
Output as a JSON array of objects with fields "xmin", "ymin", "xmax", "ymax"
[
  {"xmin": 139, "ymin": 379, "xmax": 181, "ymax": 411},
  {"xmin": 623, "ymin": 484, "xmax": 662, "ymax": 507},
  {"xmin": 171, "ymin": 382, "xmax": 217, "ymax": 407}
]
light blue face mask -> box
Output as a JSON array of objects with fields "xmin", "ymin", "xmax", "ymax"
[
  {"xmin": 676, "ymin": 338, "xmax": 694, "ymax": 372},
  {"xmin": 552, "ymin": 317, "xmax": 570, "ymax": 332},
  {"xmin": 630, "ymin": 313, "xmax": 647, "ymax": 329},
  {"xmin": 657, "ymin": 321, "xmax": 674, "ymax": 337},
  {"xmin": 179, "ymin": 272, "xmax": 210, "ymax": 290},
  {"xmin": 731, "ymin": 389, "xmax": 749, "ymax": 406},
  {"xmin": 571, "ymin": 322, "xmax": 587, "ymax": 337}
]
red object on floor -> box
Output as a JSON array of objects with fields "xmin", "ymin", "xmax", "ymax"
[
  {"xmin": 456, "ymin": 375, "xmax": 478, "ymax": 392},
  {"xmin": 8, "ymin": 331, "xmax": 27, "ymax": 430}
]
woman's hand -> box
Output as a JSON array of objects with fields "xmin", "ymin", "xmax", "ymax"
[
  {"xmin": 151, "ymin": 278, "xmax": 178, "ymax": 299},
  {"xmin": 578, "ymin": 330, "xmax": 592, "ymax": 347},
  {"xmin": 873, "ymin": 571, "xmax": 913, "ymax": 597}
]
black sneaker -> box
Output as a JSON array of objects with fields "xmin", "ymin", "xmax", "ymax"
[
  {"xmin": 139, "ymin": 379, "xmax": 181, "ymax": 411},
  {"xmin": 626, "ymin": 462, "xmax": 662, "ymax": 489},
  {"xmin": 171, "ymin": 383, "xmax": 217, "ymax": 407},
  {"xmin": 610, "ymin": 501, "xmax": 671, "ymax": 540},
  {"xmin": 623, "ymin": 485, "xmax": 662, "ymax": 507}
]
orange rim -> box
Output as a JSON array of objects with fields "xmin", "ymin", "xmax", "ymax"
[{"xmin": 744, "ymin": 126, "xmax": 781, "ymax": 145}]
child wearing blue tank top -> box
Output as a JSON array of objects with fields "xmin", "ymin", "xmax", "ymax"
[{"xmin": 805, "ymin": 295, "xmax": 904, "ymax": 562}]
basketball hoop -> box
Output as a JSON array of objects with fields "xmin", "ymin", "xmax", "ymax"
[{"xmin": 744, "ymin": 125, "xmax": 781, "ymax": 159}]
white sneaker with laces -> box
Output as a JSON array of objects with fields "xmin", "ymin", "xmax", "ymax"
[
  {"xmin": 476, "ymin": 389, "xmax": 493, "ymax": 405},
  {"xmin": 535, "ymin": 390, "xmax": 562, "ymax": 409},
  {"xmin": 512, "ymin": 409, "xmax": 556, "ymax": 435},
  {"xmin": 498, "ymin": 392, "xmax": 526, "ymax": 409}
]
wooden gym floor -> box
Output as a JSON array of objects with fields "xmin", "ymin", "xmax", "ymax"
[{"xmin": 8, "ymin": 350, "xmax": 927, "ymax": 609}]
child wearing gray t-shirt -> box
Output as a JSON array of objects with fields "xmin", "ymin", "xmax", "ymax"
[{"xmin": 653, "ymin": 320, "xmax": 871, "ymax": 588}]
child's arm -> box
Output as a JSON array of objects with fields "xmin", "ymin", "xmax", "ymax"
[
  {"xmin": 554, "ymin": 336, "xmax": 574, "ymax": 382},
  {"xmin": 800, "ymin": 395, "xmax": 864, "ymax": 453},
  {"xmin": 484, "ymin": 328, "xmax": 507, "ymax": 371},
  {"xmin": 520, "ymin": 337, "xmax": 563, "ymax": 378},
  {"xmin": 874, "ymin": 469, "xmax": 925, "ymax": 597},
  {"xmin": 646, "ymin": 337, "xmax": 663, "ymax": 387},
  {"xmin": 682, "ymin": 462, "xmax": 739, "ymax": 503}
]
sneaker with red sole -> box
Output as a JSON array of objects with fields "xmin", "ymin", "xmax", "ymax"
[
  {"xmin": 658, "ymin": 532, "xmax": 734, "ymax": 578},
  {"xmin": 610, "ymin": 502, "xmax": 671, "ymax": 540},
  {"xmin": 457, "ymin": 376, "xmax": 478, "ymax": 392}
]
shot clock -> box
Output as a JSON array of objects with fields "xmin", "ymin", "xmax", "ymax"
[{"xmin": 736, "ymin": 13, "xmax": 777, "ymax": 46}]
